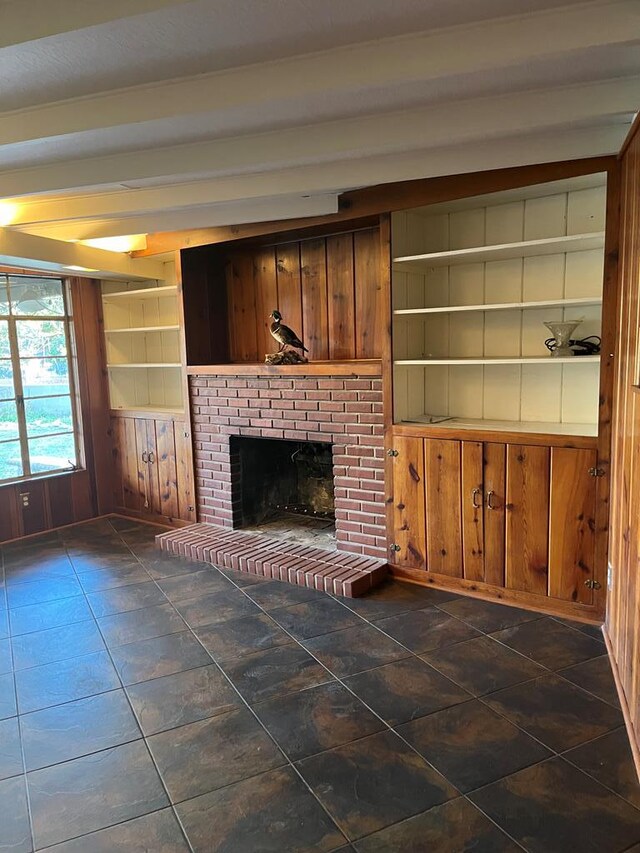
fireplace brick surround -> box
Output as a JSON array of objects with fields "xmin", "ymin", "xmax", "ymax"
[{"xmin": 189, "ymin": 373, "xmax": 386, "ymax": 559}]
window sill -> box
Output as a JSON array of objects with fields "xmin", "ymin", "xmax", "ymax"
[{"xmin": 0, "ymin": 467, "xmax": 85, "ymax": 490}]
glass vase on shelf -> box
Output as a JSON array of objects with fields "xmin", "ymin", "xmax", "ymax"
[{"xmin": 543, "ymin": 319, "xmax": 583, "ymax": 358}]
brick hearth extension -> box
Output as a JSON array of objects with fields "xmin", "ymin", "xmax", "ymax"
[
  {"xmin": 189, "ymin": 373, "xmax": 386, "ymax": 558},
  {"xmin": 156, "ymin": 524, "xmax": 388, "ymax": 597}
]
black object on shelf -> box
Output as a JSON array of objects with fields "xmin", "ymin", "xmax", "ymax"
[{"xmin": 544, "ymin": 335, "xmax": 601, "ymax": 356}]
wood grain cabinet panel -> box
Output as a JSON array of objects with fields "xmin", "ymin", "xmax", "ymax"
[
  {"xmin": 549, "ymin": 447, "xmax": 597, "ymax": 604},
  {"xmin": 460, "ymin": 441, "xmax": 506, "ymax": 585},
  {"xmin": 425, "ymin": 438, "xmax": 463, "ymax": 577},
  {"xmin": 483, "ymin": 442, "xmax": 507, "ymax": 587},
  {"xmin": 388, "ymin": 436, "xmax": 426, "ymax": 569}
]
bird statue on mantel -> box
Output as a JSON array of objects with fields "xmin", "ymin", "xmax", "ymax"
[{"xmin": 269, "ymin": 310, "xmax": 308, "ymax": 354}]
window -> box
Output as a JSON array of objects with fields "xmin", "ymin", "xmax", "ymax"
[{"xmin": 0, "ymin": 275, "xmax": 80, "ymax": 482}]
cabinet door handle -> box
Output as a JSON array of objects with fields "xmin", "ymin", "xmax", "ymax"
[
  {"xmin": 141, "ymin": 450, "xmax": 149, "ymax": 464},
  {"xmin": 471, "ymin": 488, "xmax": 482, "ymax": 509},
  {"xmin": 486, "ymin": 490, "xmax": 497, "ymax": 510},
  {"xmin": 148, "ymin": 451, "xmax": 155, "ymax": 464}
]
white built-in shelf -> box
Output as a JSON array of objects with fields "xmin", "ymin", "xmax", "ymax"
[
  {"xmin": 394, "ymin": 297, "xmax": 603, "ymax": 316},
  {"xmin": 102, "ymin": 285, "xmax": 178, "ymax": 301},
  {"xmin": 104, "ymin": 325, "xmax": 180, "ymax": 334},
  {"xmin": 107, "ymin": 363, "xmax": 182, "ymax": 369},
  {"xmin": 393, "ymin": 232, "xmax": 605, "ymax": 270},
  {"xmin": 400, "ymin": 415, "xmax": 598, "ymax": 437},
  {"xmin": 395, "ymin": 356, "xmax": 601, "ymax": 366}
]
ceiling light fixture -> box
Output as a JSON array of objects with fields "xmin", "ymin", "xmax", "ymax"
[{"xmin": 80, "ymin": 235, "xmax": 147, "ymax": 253}]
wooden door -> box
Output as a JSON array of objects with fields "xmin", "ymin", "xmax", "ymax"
[
  {"xmin": 425, "ymin": 439, "xmax": 462, "ymax": 577},
  {"xmin": 174, "ymin": 420, "xmax": 196, "ymax": 522},
  {"xmin": 505, "ymin": 444, "xmax": 550, "ymax": 595},
  {"xmin": 461, "ymin": 441, "xmax": 484, "ymax": 582},
  {"xmin": 548, "ymin": 447, "xmax": 598, "ymax": 604},
  {"xmin": 388, "ymin": 436, "xmax": 426, "ymax": 569},
  {"xmin": 143, "ymin": 419, "xmax": 162, "ymax": 516},
  {"xmin": 483, "ymin": 442, "xmax": 506, "ymax": 587},
  {"xmin": 155, "ymin": 419, "xmax": 180, "ymax": 520}
]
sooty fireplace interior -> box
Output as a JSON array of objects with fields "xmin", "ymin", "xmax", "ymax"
[{"xmin": 231, "ymin": 436, "xmax": 335, "ymax": 548}]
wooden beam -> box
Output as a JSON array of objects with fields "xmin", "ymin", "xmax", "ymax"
[
  {"xmin": 1, "ymin": 0, "xmax": 637, "ymax": 145},
  {"xmin": 1, "ymin": 77, "xmax": 636, "ymax": 198}
]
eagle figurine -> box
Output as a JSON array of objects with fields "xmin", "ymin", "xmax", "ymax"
[{"xmin": 269, "ymin": 310, "xmax": 308, "ymax": 353}]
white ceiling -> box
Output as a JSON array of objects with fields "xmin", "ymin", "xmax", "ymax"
[{"xmin": 0, "ymin": 0, "xmax": 638, "ymax": 256}]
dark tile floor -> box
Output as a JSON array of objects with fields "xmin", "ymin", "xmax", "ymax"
[{"xmin": 0, "ymin": 518, "xmax": 639, "ymax": 852}]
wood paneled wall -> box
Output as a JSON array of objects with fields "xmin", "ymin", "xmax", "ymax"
[
  {"xmin": 226, "ymin": 227, "xmax": 382, "ymax": 362},
  {"xmin": 606, "ymin": 120, "xmax": 640, "ymax": 773},
  {"xmin": 0, "ymin": 277, "xmax": 112, "ymax": 542}
]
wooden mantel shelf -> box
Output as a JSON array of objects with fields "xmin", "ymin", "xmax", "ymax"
[{"xmin": 186, "ymin": 359, "xmax": 382, "ymax": 376}]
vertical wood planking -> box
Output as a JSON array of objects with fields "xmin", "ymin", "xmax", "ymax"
[
  {"xmin": 389, "ymin": 436, "xmax": 426, "ymax": 569},
  {"xmin": 275, "ymin": 243, "xmax": 303, "ymax": 345},
  {"xmin": 355, "ymin": 228, "xmax": 382, "ymax": 358},
  {"xmin": 46, "ymin": 476, "xmax": 74, "ymax": 529},
  {"xmin": 301, "ymin": 239, "xmax": 329, "ymax": 360},
  {"xmin": 483, "ymin": 442, "xmax": 506, "ymax": 587},
  {"xmin": 226, "ymin": 254, "xmax": 258, "ymax": 362},
  {"xmin": 425, "ymin": 438, "xmax": 463, "ymax": 577},
  {"xmin": 253, "ymin": 247, "xmax": 278, "ymax": 359},
  {"xmin": 155, "ymin": 418, "xmax": 179, "ymax": 520},
  {"xmin": 461, "ymin": 441, "xmax": 484, "ymax": 581},
  {"xmin": 132, "ymin": 418, "xmax": 148, "ymax": 511},
  {"xmin": 326, "ymin": 233, "xmax": 356, "ymax": 359},
  {"xmin": 548, "ymin": 447, "xmax": 597, "ymax": 604},
  {"xmin": 145, "ymin": 419, "xmax": 162, "ymax": 516},
  {"xmin": 505, "ymin": 444, "xmax": 550, "ymax": 595},
  {"xmin": 174, "ymin": 421, "xmax": 196, "ymax": 522}
]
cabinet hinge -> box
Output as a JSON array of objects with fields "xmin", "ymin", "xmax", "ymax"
[
  {"xmin": 389, "ymin": 543, "xmax": 401, "ymax": 552},
  {"xmin": 387, "ymin": 448, "xmax": 399, "ymax": 457},
  {"xmin": 584, "ymin": 579, "xmax": 602, "ymax": 590},
  {"xmin": 588, "ymin": 467, "xmax": 605, "ymax": 477}
]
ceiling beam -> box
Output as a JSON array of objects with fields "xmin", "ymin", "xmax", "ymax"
[
  {"xmin": 0, "ymin": 228, "xmax": 165, "ymax": 279},
  {"xmin": 133, "ymin": 130, "xmax": 621, "ymax": 256},
  {"xmin": 1, "ymin": 77, "xmax": 636, "ymax": 199},
  {"xmin": 1, "ymin": 0, "xmax": 637, "ymax": 146},
  {"xmin": 0, "ymin": 0, "xmax": 193, "ymax": 48},
  {"xmin": 11, "ymin": 194, "xmax": 340, "ymax": 240}
]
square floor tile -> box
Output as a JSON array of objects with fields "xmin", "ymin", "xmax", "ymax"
[
  {"xmin": 15, "ymin": 650, "xmax": 120, "ymax": 714},
  {"xmin": 69, "ymin": 553, "xmax": 139, "ymax": 574},
  {"xmin": 303, "ymin": 624, "xmax": 410, "ymax": 677},
  {"xmin": 559, "ymin": 655, "xmax": 621, "ymax": 707},
  {"xmin": 156, "ymin": 568, "xmax": 233, "ymax": 602},
  {"xmin": 110, "ymin": 630, "xmax": 212, "ymax": 685},
  {"xmin": 87, "ymin": 581, "xmax": 168, "ymax": 618},
  {"xmin": 42, "ymin": 808, "xmax": 190, "ymax": 852},
  {"xmin": 76, "ymin": 563, "xmax": 151, "ymax": 592},
  {"xmin": 6, "ymin": 576, "xmax": 83, "ymax": 609},
  {"xmin": 342, "ymin": 581, "xmax": 459, "ymax": 621},
  {"xmin": 353, "ymin": 796, "xmax": 521, "ymax": 852},
  {"xmin": 297, "ymin": 729, "xmax": 457, "ymax": 841},
  {"xmin": 126, "ymin": 663, "xmax": 240, "ymax": 735},
  {"xmin": 254, "ymin": 681, "xmax": 384, "ymax": 761},
  {"xmin": 98, "ymin": 602, "xmax": 186, "ymax": 647},
  {"xmin": 269, "ymin": 598, "xmax": 363, "ymax": 640},
  {"xmin": 28, "ymin": 740, "xmax": 168, "ymax": 849},
  {"xmin": 4, "ymin": 555, "xmax": 74, "ymax": 586},
  {"xmin": 9, "ymin": 596, "xmax": 93, "ymax": 636},
  {"xmin": 221, "ymin": 643, "xmax": 332, "ymax": 704},
  {"xmin": 469, "ymin": 757, "xmax": 640, "ymax": 853},
  {"xmin": 173, "ymin": 588, "xmax": 261, "ymax": 628},
  {"xmin": 422, "ymin": 636, "xmax": 546, "ymax": 696},
  {"xmin": 0, "ymin": 609, "xmax": 8, "ymax": 640},
  {"xmin": 0, "ymin": 672, "xmax": 16, "ymax": 720},
  {"xmin": 0, "ymin": 717, "xmax": 23, "ymax": 780},
  {"xmin": 555, "ymin": 617, "xmax": 604, "ymax": 641},
  {"xmin": 243, "ymin": 579, "xmax": 327, "ymax": 610},
  {"xmin": 491, "ymin": 618, "xmax": 606, "ymax": 670},
  {"xmin": 148, "ymin": 706, "xmax": 285, "ymax": 802},
  {"xmin": 195, "ymin": 612, "xmax": 291, "ymax": 662},
  {"xmin": 484, "ymin": 673, "xmax": 623, "ymax": 751},
  {"xmin": 20, "ymin": 689, "xmax": 141, "ymax": 771},
  {"xmin": 176, "ymin": 765, "xmax": 345, "ymax": 853},
  {"xmin": 138, "ymin": 551, "xmax": 208, "ymax": 580},
  {"xmin": 565, "ymin": 728, "xmax": 640, "ymax": 809},
  {"xmin": 0, "ymin": 637, "xmax": 11, "ymax": 674},
  {"xmin": 438, "ymin": 597, "xmax": 542, "ymax": 633},
  {"xmin": 398, "ymin": 698, "xmax": 551, "ymax": 792},
  {"xmin": 11, "ymin": 620, "xmax": 104, "ymax": 671},
  {"xmin": 0, "ymin": 775, "xmax": 31, "ymax": 853},
  {"xmin": 343, "ymin": 657, "xmax": 470, "ymax": 725},
  {"xmin": 374, "ymin": 607, "xmax": 480, "ymax": 653}
]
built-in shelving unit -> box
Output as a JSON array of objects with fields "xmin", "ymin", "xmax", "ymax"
[
  {"xmin": 101, "ymin": 280, "xmax": 184, "ymax": 413},
  {"xmin": 392, "ymin": 173, "xmax": 606, "ymax": 437}
]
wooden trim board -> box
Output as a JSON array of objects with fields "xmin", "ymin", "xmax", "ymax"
[{"xmin": 185, "ymin": 359, "xmax": 381, "ymax": 376}]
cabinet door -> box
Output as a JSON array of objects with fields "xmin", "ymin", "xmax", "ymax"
[
  {"xmin": 461, "ymin": 441, "xmax": 484, "ymax": 582},
  {"xmin": 505, "ymin": 445, "xmax": 550, "ymax": 595},
  {"xmin": 425, "ymin": 439, "xmax": 462, "ymax": 577},
  {"xmin": 155, "ymin": 419, "xmax": 180, "ymax": 520},
  {"xmin": 548, "ymin": 447, "xmax": 597, "ymax": 604},
  {"xmin": 174, "ymin": 421, "xmax": 197, "ymax": 522},
  {"xmin": 483, "ymin": 442, "xmax": 506, "ymax": 587},
  {"xmin": 144, "ymin": 419, "xmax": 163, "ymax": 517},
  {"xmin": 388, "ymin": 436, "xmax": 426, "ymax": 569},
  {"xmin": 112, "ymin": 416, "xmax": 143, "ymax": 512}
]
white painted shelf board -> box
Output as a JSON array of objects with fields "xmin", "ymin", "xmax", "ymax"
[
  {"xmin": 394, "ymin": 297, "xmax": 603, "ymax": 316},
  {"xmin": 400, "ymin": 415, "xmax": 598, "ymax": 437},
  {"xmin": 395, "ymin": 356, "xmax": 601, "ymax": 366},
  {"xmin": 102, "ymin": 286, "xmax": 178, "ymax": 301},
  {"xmin": 107, "ymin": 363, "xmax": 182, "ymax": 369},
  {"xmin": 393, "ymin": 232, "xmax": 605, "ymax": 270},
  {"xmin": 104, "ymin": 325, "xmax": 181, "ymax": 334}
]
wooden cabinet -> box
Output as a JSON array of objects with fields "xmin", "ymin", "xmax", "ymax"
[
  {"xmin": 387, "ymin": 434, "xmax": 600, "ymax": 617},
  {"xmin": 111, "ymin": 413, "xmax": 195, "ymax": 524}
]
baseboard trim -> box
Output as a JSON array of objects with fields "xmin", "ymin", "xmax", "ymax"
[{"xmin": 603, "ymin": 627, "xmax": 640, "ymax": 783}]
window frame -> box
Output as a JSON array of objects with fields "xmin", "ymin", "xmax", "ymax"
[{"xmin": 0, "ymin": 274, "xmax": 82, "ymax": 484}]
